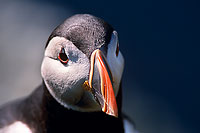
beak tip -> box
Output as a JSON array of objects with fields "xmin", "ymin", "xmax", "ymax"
[
  {"xmin": 106, "ymin": 111, "xmax": 118, "ymax": 118},
  {"xmin": 104, "ymin": 105, "xmax": 118, "ymax": 118}
]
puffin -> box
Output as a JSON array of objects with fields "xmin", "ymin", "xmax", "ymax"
[{"xmin": 0, "ymin": 14, "xmax": 137, "ymax": 133}]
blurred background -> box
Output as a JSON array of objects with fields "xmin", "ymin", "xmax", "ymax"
[{"xmin": 0, "ymin": 0, "xmax": 199, "ymax": 132}]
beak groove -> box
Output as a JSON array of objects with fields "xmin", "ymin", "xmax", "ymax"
[{"xmin": 88, "ymin": 49, "xmax": 118, "ymax": 117}]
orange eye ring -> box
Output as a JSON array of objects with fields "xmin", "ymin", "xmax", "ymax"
[{"xmin": 58, "ymin": 47, "xmax": 69, "ymax": 64}]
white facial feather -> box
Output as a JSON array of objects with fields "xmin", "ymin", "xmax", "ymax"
[
  {"xmin": 0, "ymin": 121, "xmax": 32, "ymax": 133},
  {"xmin": 107, "ymin": 31, "xmax": 125, "ymax": 95},
  {"xmin": 123, "ymin": 119, "xmax": 139, "ymax": 133},
  {"xmin": 41, "ymin": 37, "xmax": 99, "ymax": 111}
]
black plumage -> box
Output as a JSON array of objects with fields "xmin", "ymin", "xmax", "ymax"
[{"xmin": 0, "ymin": 83, "xmax": 124, "ymax": 133}]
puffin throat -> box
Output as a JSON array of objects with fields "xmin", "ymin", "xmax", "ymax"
[{"xmin": 83, "ymin": 49, "xmax": 118, "ymax": 117}]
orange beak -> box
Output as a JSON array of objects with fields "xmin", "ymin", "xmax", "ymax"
[{"xmin": 88, "ymin": 49, "xmax": 118, "ymax": 117}]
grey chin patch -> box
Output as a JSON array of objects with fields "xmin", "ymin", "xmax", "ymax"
[
  {"xmin": 60, "ymin": 83, "xmax": 85, "ymax": 105},
  {"xmin": 75, "ymin": 91, "xmax": 102, "ymax": 111},
  {"xmin": 45, "ymin": 78, "xmax": 85, "ymax": 107},
  {"xmin": 45, "ymin": 78, "xmax": 101, "ymax": 112}
]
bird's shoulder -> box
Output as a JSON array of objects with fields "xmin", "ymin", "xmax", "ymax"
[
  {"xmin": 0, "ymin": 98, "xmax": 26, "ymax": 133},
  {"xmin": 0, "ymin": 84, "xmax": 43, "ymax": 132},
  {"xmin": 0, "ymin": 98, "xmax": 23, "ymax": 126},
  {"xmin": 122, "ymin": 114, "xmax": 139, "ymax": 133}
]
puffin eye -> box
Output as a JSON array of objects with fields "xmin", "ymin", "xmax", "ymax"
[
  {"xmin": 116, "ymin": 42, "xmax": 119, "ymax": 57},
  {"xmin": 58, "ymin": 47, "xmax": 69, "ymax": 64}
]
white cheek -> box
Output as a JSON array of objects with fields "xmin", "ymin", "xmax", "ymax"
[
  {"xmin": 107, "ymin": 32, "xmax": 124, "ymax": 95},
  {"xmin": 41, "ymin": 56, "xmax": 89, "ymax": 92},
  {"xmin": 41, "ymin": 37, "xmax": 90, "ymax": 108},
  {"xmin": 107, "ymin": 49, "xmax": 124, "ymax": 95},
  {"xmin": 0, "ymin": 121, "xmax": 32, "ymax": 133}
]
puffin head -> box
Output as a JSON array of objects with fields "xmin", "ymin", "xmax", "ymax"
[{"xmin": 41, "ymin": 14, "xmax": 124, "ymax": 117}]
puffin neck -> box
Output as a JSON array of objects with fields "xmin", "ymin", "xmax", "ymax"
[
  {"xmin": 41, "ymin": 81, "xmax": 123, "ymax": 118},
  {"xmin": 24, "ymin": 83, "xmax": 123, "ymax": 133}
]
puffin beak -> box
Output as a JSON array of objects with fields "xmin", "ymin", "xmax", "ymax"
[{"xmin": 87, "ymin": 49, "xmax": 118, "ymax": 117}]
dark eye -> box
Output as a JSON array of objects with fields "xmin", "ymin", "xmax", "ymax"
[
  {"xmin": 58, "ymin": 47, "xmax": 69, "ymax": 64},
  {"xmin": 116, "ymin": 42, "xmax": 119, "ymax": 57}
]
